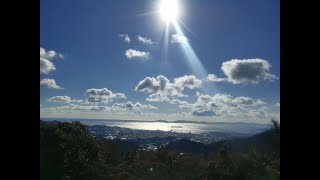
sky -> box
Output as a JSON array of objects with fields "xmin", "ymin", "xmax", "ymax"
[{"xmin": 40, "ymin": 0, "xmax": 280, "ymax": 123}]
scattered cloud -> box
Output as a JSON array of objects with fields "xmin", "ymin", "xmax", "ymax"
[
  {"xmin": 169, "ymin": 98, "xmax": 191, "ymax": 109},
  {"xmin": 119, "ymin": 34, "xmax": 131, "ymax": 44},
  {"xmin": 146, "ymin": 94, "xmax": 170, "ymax": 102},
  {"xmin": 221, "ymin": 59, "xmax": 278, "ymax": 84},
  {"xmin": 48, "ymin": 96, "xmax": 83, "ymax": 103},
  {"xmin": 174, "ymin": 75, "xmax": 202, "ymax": 89},
  {"xmin": 40, "ymin": 47, "xmax": 63, "ymax": 60},
  {"xmin": 48, "ymin": 96, "xmax": 70, "ymax": 103},
  {"xmin": 125, "ymin": 49, "xmax": 150, "ymax": 60},
  {"xmin": 135, "ymin": 75, "xmax": 184, "ymax": 97},
  {"xmin": 137, "ymin": 36, "xmax": 153, "ymax": 45},
  {"xmin": 170, "ymin": 92, "xmax": 268, "ymax": 117},
  {"xmin": 40, "ymin": 47, "xmax": 63, "ymax": 74},
  {"xmin": 192, "ymin": 109, "xmax": 216, "ymax": 116},
  {"xmin": 136, "ymin": 75, "xmax": 203, "ymax": 102},
  {"xmin": 112, "ymin": 101, "xmax": 158, "ymax": 110},
  {"xmin": 231, "ymin": 97, "xmax": 254, "ymax": 106},
  {"xmin": 56, "ymin": 104, "xmax": 110, "ymax": 112},
  {"xmin": 40, "ymin": 78, "xmax": 63, "ymax": 89},
  {"xmin": 40, "ymin": 57, "xmax": 56, "ymax": 74},
  {"xmin": 207, "ymin": 74, "xmax": 225, "ymax": 82},
  {"xmin": 85, "ymin": 88, "xmax": 126, "ymax": 103},
  {"xmin": 275, "ymin": 102, "xmax": 280, "ymax": 107},
  {"xmin": 171, "ymin": 34, "xmax": 188, "ymax": 44}
]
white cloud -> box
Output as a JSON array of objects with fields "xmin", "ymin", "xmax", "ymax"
[
  {"xmin": 174, "ymin": 75, "xmax": 202, "ymax": 89},
  {"xmin": 178, "ymin": 93, "xmax": 268, "ymax": 117},
  {"xmin": 230, "ymin": 97, "xmax": 265, "ymax": 107},
  {"xmin": 119, "ymin": 34, "xmax": 131, "ymax": 44},
  {"xmin": 192, "ymin": 109, "xmax": 216, "ymax": 116},
  {"xmin": 125, "ymin": 49, "xmax": 150, "ymax": 60},
  {"xmin": 146, "ymin": 94, "xmax": 170, "ymax": 102},
  {"xmin": 137, "ymin": 36, "xmax": 153, "ymax": 45},
  {"xmin": 135, "ymin": 75, "xmax": 184, "ymax": 97},
  {"xmin": 40, "ymin": 47, "xmax": 62, "ymax": 60},
  {"xmin": 207, "ymin": 74, "xmax": 225, "ymax": 82},
  {"xmin": 48, "ymin": 96, "xmax": 83, "ymax": 103},
  {"xmin": 40, "ymin": 47, "xmax": 63, "ymax": 74},
  {"xmin": 114, "ymin": 93, "xmax": 127, "ymax": 99},
  {"xmin": 171, "ymin": 34, "xmax": 188, "ymax": 44},
  {"xmin": 112, "ymin": 101, "xmax": 158, "ymax": 110},
  {"xmin": 85, "ymin": 88, "xmax": 126, "ymax": 103},
  {"xmin": 136, "ymin": 75, "xmax": 201, "ymax": 102},
  {"xmin": 135, "ymin": 75, "xmax": 202, "ymax": 102},
  {"xmin": 56, "ymin": 104, "xmax": 111, "ymax": 112},
  {"xmin": 169, "ymin": 98, "xmax": 191, "ymax": 109},
  {"xmin": 275, "ymin": 102, "xmax": 280, "ymax": 107},
  {"xmin": 40, "ymin": 78, "xmax": 63, "ymax": 89},
  {"xmin": 40, "ymin": 57, "xmax": 56, "ymax": 74},
  {"xmin": 48, "ymin": 96, "xmax": 71, "ymax": 103},
  {"xmin": 221, "ymin": 59, "xmax": 278, "ymax": 84}
]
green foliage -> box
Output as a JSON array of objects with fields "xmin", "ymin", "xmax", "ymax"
[
  {"xmin": 40, "ymin": 122, "xmax": 108, "ymax": 180},
  {"xmin": 40, "ymin": 121, "xmax": 280, "ymax": 180},
  {"xmin": 271, "ymin": 119, "xmax": 280, "ymax": 135}
]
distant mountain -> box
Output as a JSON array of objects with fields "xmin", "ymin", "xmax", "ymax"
[
  {"xmin": 166, "ymin": 128, "xmax": 279, "ymax": 155},
  {"xmin": 40, "ymin": 120, "xmax": 60, "ymax": 125}
]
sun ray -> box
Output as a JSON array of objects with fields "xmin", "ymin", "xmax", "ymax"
[
  {"xmin": 177, "ymin": 19, "xmax": 200, "ymax": 40},
  {"xmin": 172, "ymin": 21, "xmax": 220, "ymax": 94},
  {"xmin": 161, "ymin": 22, "xmax": 170, "ymax": 64}
]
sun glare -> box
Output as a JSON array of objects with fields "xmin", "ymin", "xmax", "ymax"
[{"xmin": 160, "ymin": 0, "xmax": 179, "ymax": 23}]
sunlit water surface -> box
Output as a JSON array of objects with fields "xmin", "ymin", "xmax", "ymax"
[{"xmin": 42, "ymin": 118, "xmax": 270, "ymax": 135}]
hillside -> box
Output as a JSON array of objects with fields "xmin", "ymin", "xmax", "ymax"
[
  {"xmin": 40, "ymin": 120, "xmax": 280, "ymax": 180},
  {"xmin": 166, "ymin": 129, "xmax": 280, "ymax": 156}
]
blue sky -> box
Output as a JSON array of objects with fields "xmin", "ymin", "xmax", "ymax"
[{"xmin": 40, "ymin": 0, "xmax": 280, "ymax": 123}]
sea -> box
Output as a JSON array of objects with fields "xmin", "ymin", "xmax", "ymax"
[{"xmin": 41, "ymin": 118, "xmax": 270, "ymax": 135}]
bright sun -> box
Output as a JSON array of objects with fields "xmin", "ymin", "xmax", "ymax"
[{"xmin": 160, "ymin": 0, "xmax": 179, "ymax": 23}]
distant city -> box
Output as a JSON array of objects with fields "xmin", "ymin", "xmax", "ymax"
[{"xmin": 41, "ymin": 118, "xmax": 269, "ymax": 152}]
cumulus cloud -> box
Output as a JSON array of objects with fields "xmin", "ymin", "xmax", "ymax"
[
  {"xmin": 207, "ymin": 74, "xmax": 225, "ymax": 82},
  {"xmin": 168, "ymin": 98, "xmax": 192, "ymax": 109},
  {"xmin": 231, "ymin": 97, "xmax": 255, "ymax": 106},
  {"xmin": 85, "ymin": 88, "xmax": 126, "ymax": 103},
  {"xmin": 40, "ymin": 47, "xmax": 63, "ymax": 74},
  {"xmin": 135, "ymin": 75, "xmax": 184, "ymax": 96},
  {"xmin": 125, "ymin": 49, "xmax": 150, "ymax": 60},
  {"xmin": 221, "ymin": 59, "xmax": 278, "ymax": 84},
  {"xmin": 114, "ymin": 93, "xmax": 127, "ymax": 99},
  {"xmin": 185, "ymin": 93, "xmax": 267, "ymax": 117},
  {"xmin": 171, "ymin": 34, "xmax": 188, "ymax": 44},
  {"xmin": 135, "ymin": 75, "xmax": 202, "ymax": 102},
  {"xmin": 40, "ymin": 78, "xmax": 63, "ymax": 89},
  {"xmin": 112, "ymin": 101, "xmax": 158, "ymax": 110},
  {"xmin": 40, "ymin": 47, "xmax": 62, "ymax": 60},
  {"xmin": 146, "ymin": 94, "xmax": 170, "ymax": 102},
  {"xmin": 137, "ymin": 36, "xmax": 153, "ymax": 45},
  {"xmin": 192, "ymin": 109, "xmax": 216, "ymax": 116},
  {"xmin": 119, "ymin": 34, "xmax": 131, "ymax": 44},
  {"xmin": 174, "ymin": 75, "xmax": 202, "ymax": 89},
  {"xmin": 48, "ymin": 96, "xmax": 71, "ymax": 103},
  {"xmin": 40, "ymin": 57, "xmax": 56, "ymax": 74},
  {"xmin": 56, "ymin": 104, "xmax": 110, "ymax": 112},
  {"xmin": 48, "ymin": 96, "xmax": 83, "ymax": 103}
]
